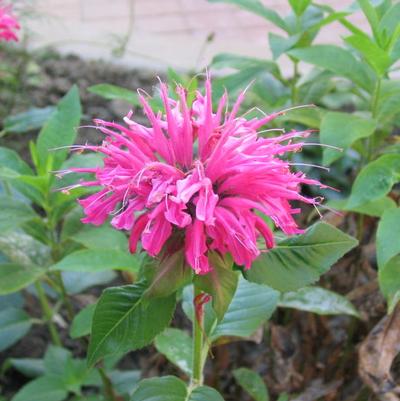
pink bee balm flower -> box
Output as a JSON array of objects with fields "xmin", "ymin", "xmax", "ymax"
[
  {"xmin": 63, "ymin": 79, "xmax": 326, "ymax": 274},
  {"xmin": 0, "ymin": 2, "xmax": 20, "ymax": 42}
]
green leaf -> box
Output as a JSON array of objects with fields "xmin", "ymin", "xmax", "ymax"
[
  {"xmin": 62, "ymin": 271, "xmax": 116, "ymax": 295},
  {"xmin": 347, "ymin": 154, "xmax": 400, "ymax": 208},
  {"xmin": 130, "ymin": 376, "xmax": 224, "ymax": 401},
  {"xmin": 211, "ymin": 53, "xmax": 280, "ymax": 78},
  {"xmin": 344, "ymin": 34, "xmax": 391, "ymax": 76},
  {"xmin": 70, "ymin": 303, "xmax": 96, "ymax": 339},
  {"xmin": 207, "ymin": 0, "xmax": 287, "ymax": 31},
  {"xmin": 71, "ymin": 225, "xmax": 128, "ymax": 251},
  {"xmin": 245, "ymin": 222, "xmax": 358, "ymax": 292},
  {"xmin": 0, "ymin": 308, "xmax": 32, "ymax": 352},
  {"xmin": 279, "ymin": 286, "xmax": 360, "ymax": 317},
  {"xmin": 0, "ymin": 264, "xmax": 45, "ymax": 295},
  {"xmin": 328, "ymin": 196, "xmax": 396, "ymax": 217},
  {"xmin": 154, "ymin": 328, "xmax": 192, "ymax": 376},
  {"xmin": 357, "ymin": 0, "xmax": 381, "ymax": 43},
  {"xmin": 130, "ymin": 376, "xmax": 187, "ymax": 401},
  {"xmin": 0, "ymin": 147, "xmax": 33, "ymax": 176},
  {"xmin": 108, "ymin": 370, "xmax": 141, "ymax": 397},
  {"xmin": 0, "ymin": 196, "xmax": 37, "ymax": 233},
  {"xmin": 36, "ymin": 86, "xmax": 81, "ymax": 172},
  {"xmin": 190, "ymin": 386, "xmax": 225, "ymax": 401},
  {"xmin": 3, "ymin": 107, "xmax": 55, "ymax": 134},
  {"xmin": 277, "ymin": 107, "xmax": 324, "ymax": 127},
  {"xmin": 88, "ymin": 282, "xmax": 176, "ymax": 366},
  {"xmin": 376, "ymin": 207, "xmax": 400, "ymax": 268},
  {"xmin": 269, "ymin": 33, "xmax": 301, "ymax": 59},
  {"xmin": 0, "ymin": 231, "xmax": 51, "ymax": 266},
  {"xmin": 377, "ymin": 80, "xmax": 400, "ymax": 123},
  {"xmin": 50, "ymin": 249, "xmax": 141, "ymax": 273},
  {"xmin": 288, "ymin": 0, "xmax": 311, "ymax": 16},
  {"xmin": 88, "ymin": 84, "xmax": 139, "ymax": 105},
  {"xmin": 142, "ymin": 251, "xmax": 192, "ymax": 299},
  {"xmin": 234, "ymin": 368, "xmax": 268, "ymax": 401},
  {"xmin": 288, "ymin": 45, "xmax": 374, "ymax": 91},
  {"xmin": 210, "ymin": 277, "xmax": 279, "ymax": 340},
  {"xmin": 12, "ymin": 376, "xmax": 68, "ymax": 401},
  {"xmin": 194, "ymin": 252, "xmax": 238, "ymax": 320},
  {"xmin": 320, "ymin": 112, "xmax": 377, "ymax": 165},
  {"xmin": 379, "ymin": 255, "xmax": 400, "ymax": 313},
  {"xmin": 8, "ymin": 358, "xmax": 45, "ymax": 378}
]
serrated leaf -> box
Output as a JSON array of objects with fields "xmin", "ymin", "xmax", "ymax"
[
  {"xmin": 50, "ymin": 249, "xmax": 141, "ymax": 273},
  {"xmin": 154, "ymin": 328, "xmax": 192, "ymax": 376},
  {"xmin": 279, "ymin": 286, "xmax": 360, "ymax": 317},
  {"xmin": 347, "ymin": 154, "xmax": 400, "ymax": 208},
  {"xmin": 245, "ymin": 223, "xmax": 358, "ymax": 292},
  {"xmin": 194, "ymin": 252, "xmax": 238, "ymax": 320},
  {"xmin": 233, "ymin": 368, "xmax": 269, "ymax": 401},
  {"xmin": 288, "ymin": 45, "xmax": 374, "ymax": 91},
  {"xmin": 376, "ymin": 208, "xmax": 400, "ymax": 268},
  {"xmin": 88, "ymin": 84, "xmax": 139, "ymax": 105},
  {"xmin": 0, "ymin": 264, "xmax": 45, "ymax": 295},
  {"xmin": 88, "ymin": 282, "xmax": 176, "ymax": 366},
  {"xmin": 320, "ymin": 112, "xmax": 377, "ymax": 165},
  {"xmin": 0, "ymin": 308, "xmax": 32, "ymax": 352},
  {"xmin": 70, "ymin": 303, "xmax": 96, "ymax": 339},
  {"xmin": 36, "ymin": 86, "xmax": 81, "ymax": 172}
]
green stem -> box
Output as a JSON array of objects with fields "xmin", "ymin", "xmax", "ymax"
[
  {"xmin": 366, "ymin": 78, "xmax": 382, "ymax": 162},
  {"xmin": 54, "ymin": 271, "xmax": 74, "ymax": 321},
  {"xmin": 34, "ymin": 281, "xmax": 62, "ymax": 346},
  {"xmin": 99, "ymin": 367, "xmax": 118, "ymax": 401},
  {"xmin": 291, "ymin": 60, "xmax": 299, "ymax": 104},
  {"xmin": 191, "ymin": 285, "xmax": 205, "ymax": 387}
]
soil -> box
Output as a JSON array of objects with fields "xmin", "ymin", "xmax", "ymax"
[{"xmin": 0, "ymin": 50, "xmax": 395, "ymax": 401}]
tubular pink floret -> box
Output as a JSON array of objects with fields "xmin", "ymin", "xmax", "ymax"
[
  {"xmin": 0, "ymin": 2, "xmax": 19, "ymax": 42},
  {"xmin": 66, "ymin": 78, "xmax": 327, "ymax": 274}
]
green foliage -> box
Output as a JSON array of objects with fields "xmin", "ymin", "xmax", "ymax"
[
  {"xmin": 233, "ymin": 368, "xmax": 269, "ymax": 401},
  {"xmin": 348, "ymin": 155, "xmax": 400, "ymax": 208},
  {"xmin": 279, "ymin": 287, "xmax": 360, "ymax": 317},
  {"xmin": 88, "ymin": 282, "xmax": 176, "ymax": 366},
  {"xmin": 88, "ymin": 84, "xmax": 140, "ymax": 105},
  {"xmin": 2, "ymin": 107, "xmax": 55, "ymax": 135},
  {"xmin": 130, "ymin": 376, "xmax": 224, "ymax": 401},
  {"xmin": 194, "ymin": 252, "xmax": 238, "ymax": 320},
  {"xmin": 245, "ymin": 223, "xmax": 358, "ymax": 292},
  {"xmin": 0, "ymin": 308, "xmax": 32, "ymax": 352},
  {"xmin": 155, "ymin": 328, "xmax": 193, "ymax": 376},
  {"xmin": 320, "ymin": 112, "xmax": 376, "ymax": 165},
  {"xmin": 36, "ymin": 86, "xmax": 81, "ymax": 173}
]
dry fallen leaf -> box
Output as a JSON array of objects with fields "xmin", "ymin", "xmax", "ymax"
[{"xmin": 359, "ymin": 304, "xmax": 400, "ymax": 400}]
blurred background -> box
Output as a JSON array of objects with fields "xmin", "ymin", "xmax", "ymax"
[{"xmin": 25, "ymin": 0, "xmax": 367, "ymax": 72}]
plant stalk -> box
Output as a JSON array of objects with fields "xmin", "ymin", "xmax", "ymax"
[
  {"xmin": 191, "ymin": 285, "xmax": 205, "ymax": 387},
  {"xmin": 34, "ymin": 281, "xmax": 62, "ymax": 346}
]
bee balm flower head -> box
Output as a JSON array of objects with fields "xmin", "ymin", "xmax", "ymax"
[
  {"xmin": 63, "ymin": 78, "xmax": 326, "ymax": 274},
  {"xmin": 0, "ymin": 2, "xmax": 20, "ymax": 42}
]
